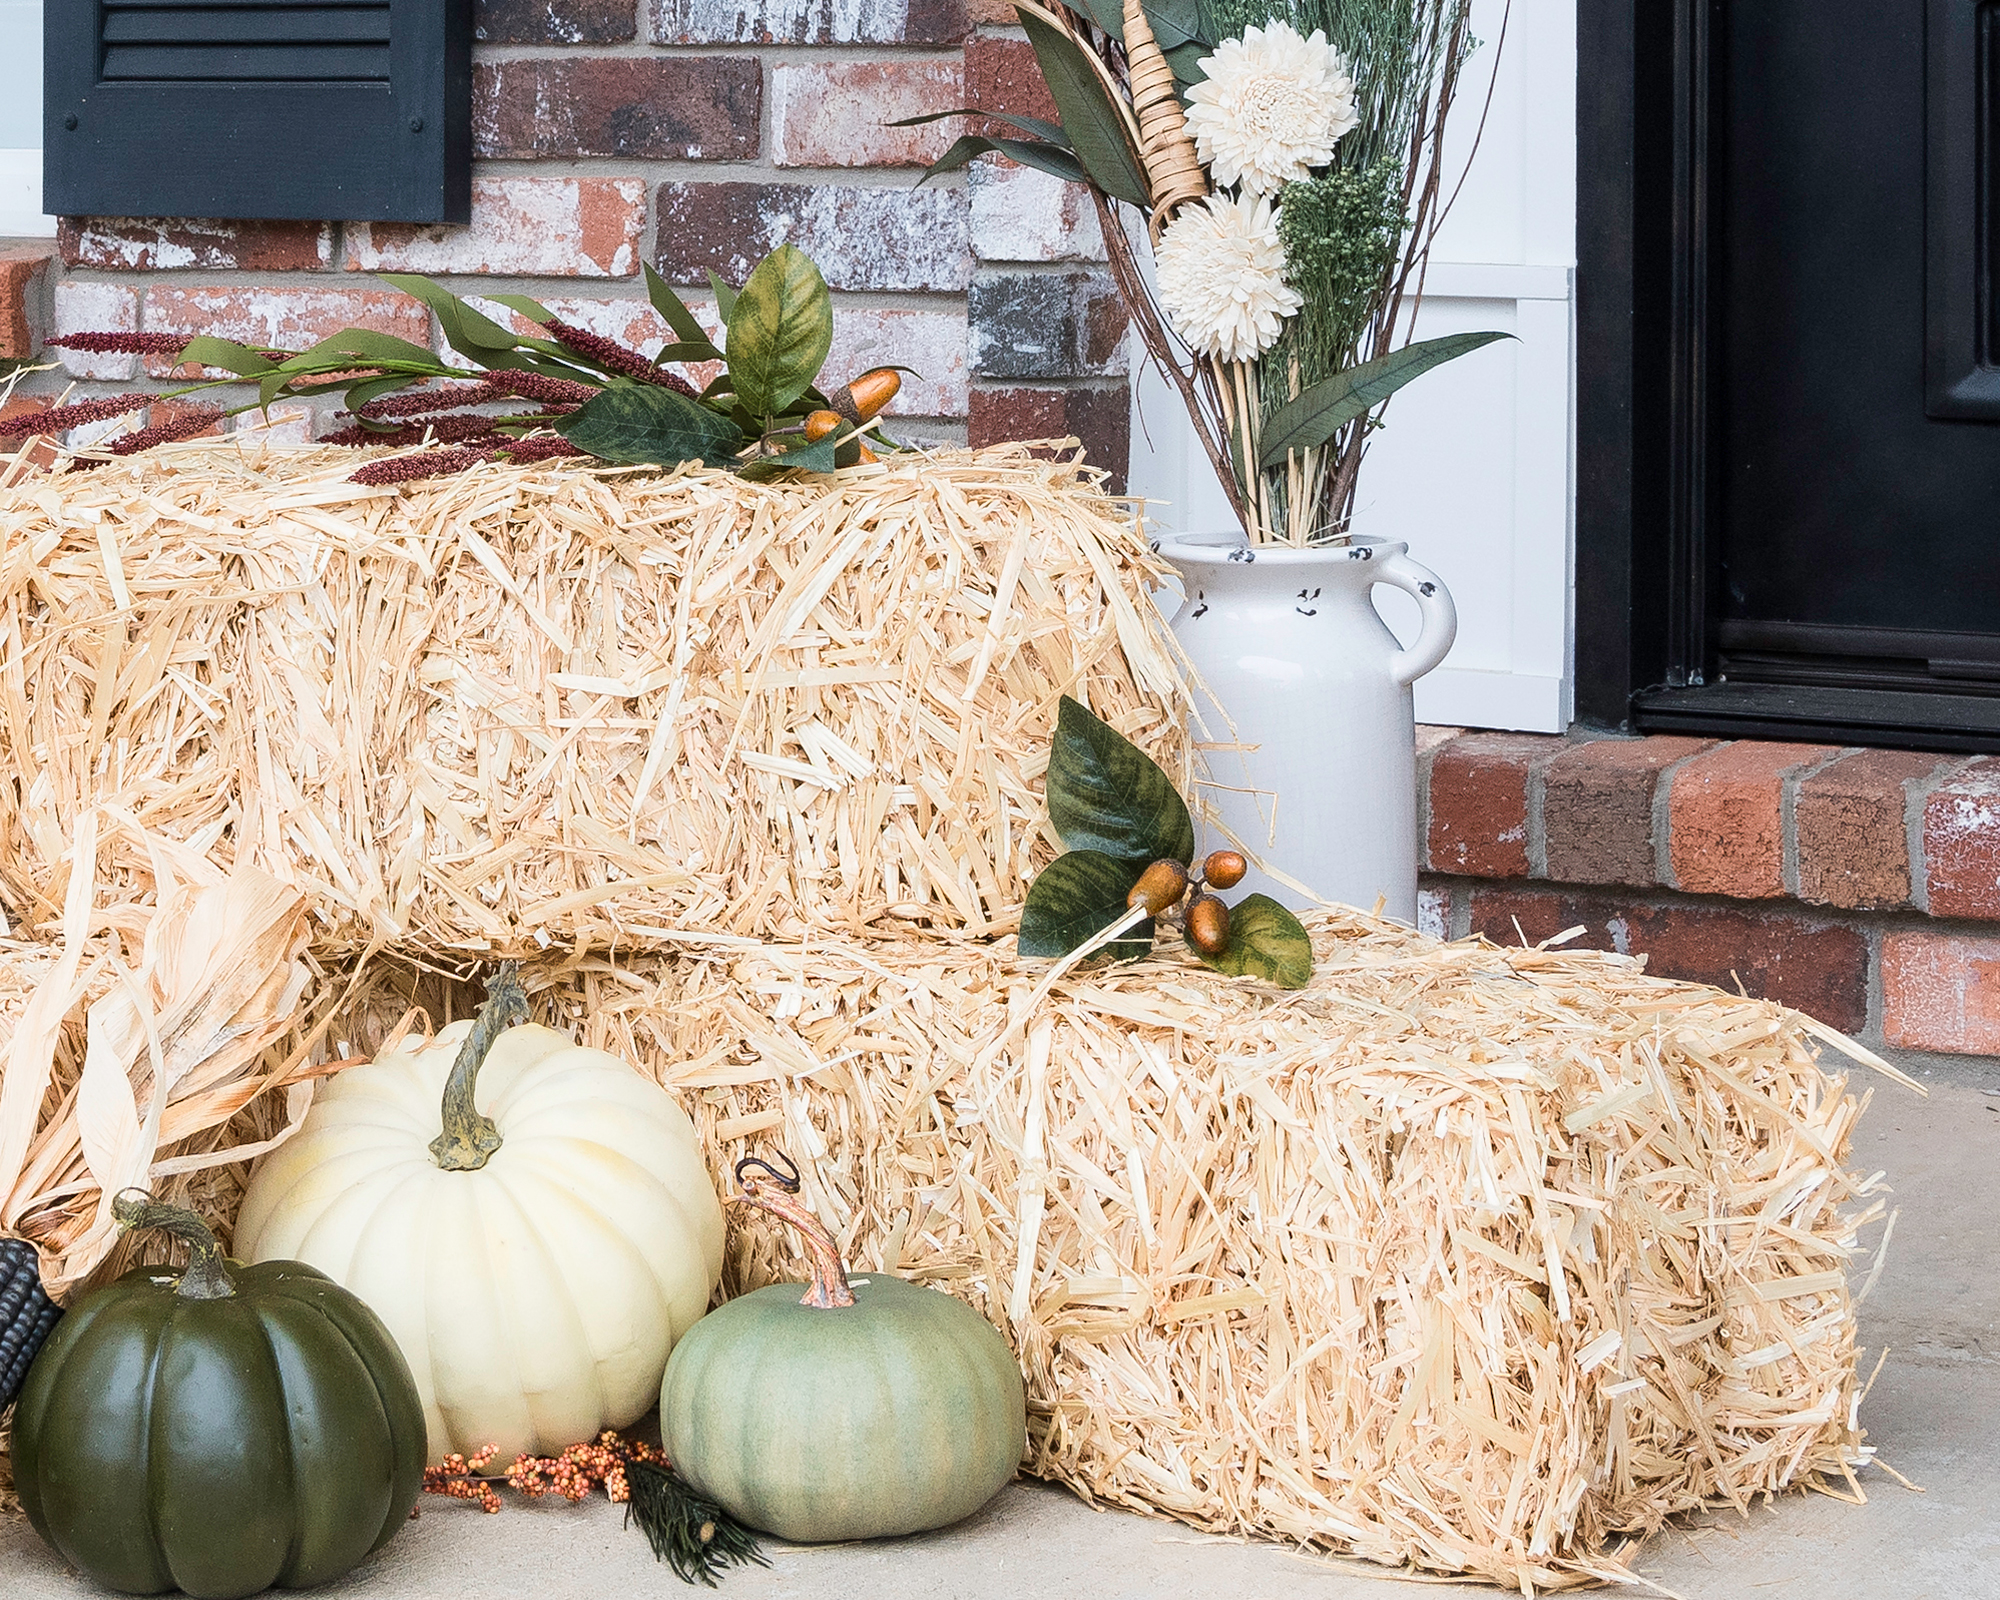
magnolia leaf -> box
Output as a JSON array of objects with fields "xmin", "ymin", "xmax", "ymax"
[
  {"xmin": 1195, "ymin": 894, "xmax": 1313, "ymax": 988},
  {"xmin": 1019, "ymin": 11, "xmax": 1152, "ymax": 209},
  {"xmin": 726, "ymin": 246, "xmax": 834, "ymax": 419},
  {"xmin": 1019, "ymin": 850, "xmax": 1152, "ymax": 960},
  {"xmin": 555, "ymin": 384, "xmax": 745, "ymax": 467},
  {"xmin": 737, "ymin": 435, "xmax": 841, "ymax": 480},
  {"xmin": 1047, "ymin": 695, "xmax": 1195, "ymax": 864},
  {"xmin": 1258, "ymin": 331, "xmax": 1514, "ymax": 467},
  {"xmin": 646, "ymin": 264, "xmax": 727, "ymax": 359},
  {"xmin": 919, "ymin": 134, "xmax": 1092, "ymax": 188}
]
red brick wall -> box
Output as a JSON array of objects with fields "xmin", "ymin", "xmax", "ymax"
[
  {"xmin": 0, "ymin": 0, "xmax": 1130, "ymax": 481},
  {"xmin": 1417, "ymin": 728, "xmax": 2000, "ymax": 1057}
]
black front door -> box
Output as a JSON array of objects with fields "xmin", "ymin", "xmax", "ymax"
[{"xmin": 1578, "ymin": 0, "xmax": 2000, "ymax": 749}]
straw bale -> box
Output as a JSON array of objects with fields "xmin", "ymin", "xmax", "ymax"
[
  {"xmin": 0, "ymin": 441, "xmax": 1186, "ymax": 960},
  {"xmin": 450, "ymin": 913, "xmax": 1893, "ymax": 1590}
]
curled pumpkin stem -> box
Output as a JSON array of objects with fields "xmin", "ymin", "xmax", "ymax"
[
  {"xmin": 111, "ymin": 1188, "xmax": 235, "ymax": 1301},
  {"xmin": 732, "ymin": 1153, "xmax": 856, "ymax": 1310},
  {"xmin": 429, "ymin": 963, "xmax": 529, "ymax": 1172}
]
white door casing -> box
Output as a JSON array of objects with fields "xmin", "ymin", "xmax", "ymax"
[
  {"xmin": 1128, "ymin": 0, "xmax": 1577, "ymax": 732},
  {"xmin": 0, "ymin": 0, "xmax": 55, "ymax": 238}
]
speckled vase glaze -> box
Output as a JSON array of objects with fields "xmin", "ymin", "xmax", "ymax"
[{"xmin": 1158, "ymin": 533, "xmax": 1456, "ymax": 924}]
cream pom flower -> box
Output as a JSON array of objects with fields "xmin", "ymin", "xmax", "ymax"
[
  {"xmin": 1184, "ymin": 22, "xmax": 1359, "ymax": 196},
  {"xmin": 1155, "ymin": 193, "xmax": 1303, "ymax": 363}
]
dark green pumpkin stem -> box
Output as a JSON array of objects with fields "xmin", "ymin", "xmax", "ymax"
[
  {"xmin": 733, "ymin": 1155, "xmax": 855, "ymax": 1310},
  {"xmin": 111, "ymin": 1189, "xmax": 234, "ymax": 1300},
  {"xmin": 429, "ymin": 963, "xmax": 529, "ymax": 1172}
]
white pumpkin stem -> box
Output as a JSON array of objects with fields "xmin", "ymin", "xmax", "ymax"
[
  {"xmin": 429, "ymin": 963, "xmax": 529, "ymax": 1173},
  {"xmin": 111, "ymin": 1188, "xmax": 235, "ymax": 1300},
  {"xmin": 734, "ymin": 1160, "xmax": 856, "ymax": 1310}
]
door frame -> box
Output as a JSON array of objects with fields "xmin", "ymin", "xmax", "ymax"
[{"xmin": 1575, "ymin": 0, "xmax": 2000, "ymax": 751}]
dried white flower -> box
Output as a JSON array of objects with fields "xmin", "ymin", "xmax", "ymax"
[
  {"xmin": 1184, "ymin": 22, "xmax": 1359, "ymax": 197},
  {"xmin": 1155, "ymin": 192, "xmax": 1303, "ymax": 363}
]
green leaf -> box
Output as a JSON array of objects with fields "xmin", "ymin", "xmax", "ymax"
[
  {"xmin": 1195, "ymin": 894, "xmax": 1313, "ymax": 988},
  {"xmin": 174, "ymin": 336, "xmax": 281, "ymax": 377},
  {"xmin": 486, "ymin": 293, "xmax": 556, "ymax": 326},
  {"xmin": 1164, "ymin": 39, "xmax": 1209, "ymax": 89},
  {"xmin": 377, "ymin": 272, "xmax": 523, "ymax": 358},
  {"xmin": 294, "ymin": 328, "xmax": 443, "ymax": 369},
  {"xmin": 706, "ymin": 270, "xmax": 739, "ymax": 325},
  {"xmin": 1046, "ymin": 695, "xmax": 1195, "ymax": 864},
  {"xmin": 339, "ymin": 373, "xmax": 425, "ymax": 413},
  {"xmin": 645, "ymin": 264, "xmax": 727, "ymax": 360},
  {"xmin": 737, "ymin": 435, "xmax": 842, "ymax": 480},
  {"xmin": 554, "ymin": 385, "xmax": 746, "ymax": 468},
  {"xmin": 919, "ymin": 134, "xmax": 1092, "ymax": 189},
  {"xmin": 1142, "ymin": 0, "xmax": 1210, "ymax": 50},
  {"xmin": 1018, "ymin": 12, "xmax": 1152, "ymax": 209},
  {"xmin": 725, "ymin": 245, "xmax": 834, "ymax": 420},
  {"xmin": 889, "ymin": 108, "xmax": 1071, "ymax": 147},
  {"xmin": 1258, "ymin": 331, "xmax": 1515, "ymax": 468},
  {"xmin": 1019, "ymin": 850, "xmax": 1152, "ymax": 960},
  {"xmin": 1062, "ymin": 0, "xmax": 1126, "ymax": 41}
]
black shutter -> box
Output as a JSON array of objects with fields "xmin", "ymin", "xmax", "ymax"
[{"xmin": 45, "ymin": 0, "xmax": 471, "ymax": 223}]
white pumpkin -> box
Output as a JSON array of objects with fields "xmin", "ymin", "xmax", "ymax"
[{"xmin": 234, "ymin": 976, "xmax": 724, "ymax": 1461}]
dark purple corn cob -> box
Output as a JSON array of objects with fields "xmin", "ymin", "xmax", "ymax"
[{"xmin": 0, "ymin": 1236, "xmax": 61, "ymax": 1408}]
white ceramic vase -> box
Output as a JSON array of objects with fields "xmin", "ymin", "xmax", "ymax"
[{"xmin": 1157, "ymin": 533, "xmax": 1457, "ymax": 924}]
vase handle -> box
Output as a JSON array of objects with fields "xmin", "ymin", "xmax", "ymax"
[{"xmin": 1376, "ymin": 552, "xmax": 1458, "ymax": 687}]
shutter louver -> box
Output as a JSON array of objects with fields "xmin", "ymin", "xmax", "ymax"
[{"xmin": 45, "ymin": 0, "xmax": 470, "ymax": 222}]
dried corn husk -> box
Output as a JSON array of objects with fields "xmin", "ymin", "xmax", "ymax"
[
  {"xmin": 0, "ymin": 441, "xmax": 1187, "ymax": 962},
  {"xmin": 0, "ymin": 856, "xmax": 317, "ymax": 1301},
  {"xmin": 358, "ymin": 913, "xmax": 1895, "ymax": 1592}
]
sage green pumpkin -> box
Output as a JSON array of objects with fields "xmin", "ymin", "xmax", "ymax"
[
  {"xmin": 662, "ymin": 1159, "xmax": 1026, "ymax": 1544},
  {"xmin": 10, "ymin": 1198, "xmax": 425, "ymax": 1600},
  {"xmin": 662, "ymin": 1273, "xmax": 1026, "ymax": 1542}
]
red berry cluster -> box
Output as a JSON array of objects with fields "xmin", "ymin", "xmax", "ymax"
[{"xmin": 419, "ymin": 1430, "xmax": 668, "ymax": 1515}]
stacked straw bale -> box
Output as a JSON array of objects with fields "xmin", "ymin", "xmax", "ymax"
[
  {"xmin": 0, "ymin": 442, "xmax": 1902, "ymax": 1587},
  {"xmin": 0, "ymin": 441, "xmax": 1186, "ymax": 958},
  {"xmin": 321, "ymin": 916, "xmax": 1899, "ymax": 1590}
]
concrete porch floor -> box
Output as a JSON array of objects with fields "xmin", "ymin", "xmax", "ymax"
[{"xmin": 5, "ymin": 1053, "xmax": 1994, "ymax": 1600}]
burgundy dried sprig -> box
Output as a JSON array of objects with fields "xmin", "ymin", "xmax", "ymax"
[
  {"xmin": 349, "ymin": 381, "xmax": 501, "ymax": 421},
  {"xmin": 348, "ymin": 447, "xmax": 487, "ymax": 486},
  {"xmin": 491, "ymin": 435, "xmax": 587, "ymax": 464},
  {"xmin": 543, "ymin": 320, "xmax": 697, "ymax": 395},
  {"xmin": 108, "ymin": 405, "xmax": 224, "ymax": 455},
  {"xmin": 44, "ymin": 332, "xmax": 193, "ymax": 356},
  {"xmin": 319, "ymin": 412, "xmax": 507, "ymax": 449},
  {"xmin": 0, "ymin": 393, "xmax": 157, "ymax": 441},
  {"xmin": 485, "ymin": 369, "xmax": 603, "ymax": 407}
]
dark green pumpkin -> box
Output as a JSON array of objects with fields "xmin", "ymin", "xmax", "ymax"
[
  {"xmin": 10, "ymin": 1196, "xmax": 425, "ymax": 1600},
  {"xmin": 662, "ymin": 1161, "xmax": 1027, "ymax": 1543}
]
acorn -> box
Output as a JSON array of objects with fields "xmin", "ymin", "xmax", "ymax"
[
  {"xmin": 1185, "ymin": 893, "xmax": 1231, "ymax": 956},
  {"xmin": 1202, "ymin": 850, "xmax": 1247, "ymax": 890},
  {"xmin": 828, "ymin": 368, "xmax": 901, "ymax": 426},
  {"xmin": 802, "ymin": 409, "xmax": 846, "ymax": 442},
  {"xmin": 1126, "ymin": 858, "xmax": 1189, "ymax": 916}
]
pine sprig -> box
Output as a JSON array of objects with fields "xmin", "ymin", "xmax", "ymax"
[{"xmin": 624, "ymin": 1459, "xmax": 769, "ymax": 1587}]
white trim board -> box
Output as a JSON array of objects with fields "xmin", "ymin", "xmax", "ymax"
[{"xmin": 0, "ymin": 150, "xmax": 56, "ymax": 238}]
